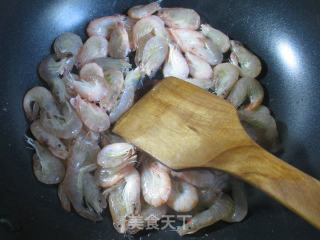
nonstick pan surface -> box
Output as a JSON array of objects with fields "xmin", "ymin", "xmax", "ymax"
[{"xmin": 0, "ymin": 0, "xmax": 319, "ymax": 239}]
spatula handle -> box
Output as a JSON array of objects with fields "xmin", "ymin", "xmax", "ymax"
[{"xmin": 205, "ymin": 144, "xmax": 320, "ymax": 229}]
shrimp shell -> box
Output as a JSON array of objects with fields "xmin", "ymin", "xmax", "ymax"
[
  {"xmin": 97, "ymin": 143, "xmax": 136, "ymax": 168},
  {"xmin": 238, "ymin": 105, "xmax": 280, "ymax": 152},
  {"xmin": 38, "ymin": 55, "xmax": 72, "ymax": 102},
  {"xmin": 66, "ymin": 73, "xmax": 109, "ymax": 102},
  {"xmin": 201, "ymin": 24, "xmax": 230, "ymax": 53},
  {"xmin": 139, "ymin": 36, "xmax": 168, "ymax": 77},
  {"xmin": 157, "ymin": 8, "xmax": 200, "ymax": 30},
  {"xmin": 128, "ymin": 1, "xmax": 161, "ymax": 19},
  {"xmin": 185, "ymin": 52, "xmax": 213, "ymax": 79},
  {"xmin": 123, "ymin": 168, "xmax": 141, "ymax": 216},
  {"xmin": 77, "ymin": 36, "xmax": 108, "ymax": 67},
  {"xmin": 212, "ymin": 63, "xmax": 240, "ymax": 98},
  {"xmin": 223, "ymin": 179, "xmax": 248, "ymax": 223},
  {"xmin": 40, "ymin": 102, "xmax": 83, "ymax": 139},
  {"xmin": 132, "ymin": 15, "xmax": 168, "ymax": 49},
  {"xmin": 30, "ymin": 120, "xmax": 68, "ymax": 159},
  {"xmin": 79, "ymin": 62, "xmax": 104, "ymax": 79},
  {"xmin": 167, "ymin": 179, "xmax": 199, "ymax": 212},
  {"xmin": 27, "ymin": 139, "xmax": 65, "ymax": 185},
  {"xmin": 53, "ymin": 32, "xmax": 83, "ymax": 59},
  {"xmin": 201, "ymin": 38, "xmax": 223, "ymax": 65},
  {"xmin": 168, "ymin": 28, "xmax": 205, "ymax": 53},
  {"xmin": 38, "ymin": 55, "xmax": 73, "ymax": 82},
  {"xmin": 177, "ymin": 193, "xmax": 234, "ymax": 236},
  {"xmin": 92, "ymin": 57, "xmax": 132, "ymax": 73},
  {"xmin": 83, "ymin": 172, "xmax": 107, "ymax": 214},
  {"xmin": 70, "ymin": 95, "xmax": 110, "ymax": 133},
  {"xmin": 100, "ymin": 131, "xmax": 125, "ymax": 147},
  {"xmin": 95, "ymin": 164, "xmax": 135, "ymax": 188},
  {"xmin": 227, "ymin": 77, "xmax": 264, "ymax": 110},
  {"xmin": 230, "ymin": 40, "xmax": 262, "ymax": 78},
  {"xmin": 23, "ymin": 86, "xmax": 59, "ymax": 121},
  {"xmin": 141, "ymin": 198, "xmax": 168, "ymax": 221},
  {"xmin": 108, "ymin": 21, "xmax": 130, "ymax": 59},
  {"xmin": 58, "ymin": 181, "xmax": 71, "ymax": 211},
  {"xmin": 123, "ymin": 17, "xmax": 137, "ymax": 49},
  {"xmin": 108, "ymin": 182, "xmax": 129, "ymax": 233},
  {"xmin": 63, "ymin": 135, "xmax": 102, "ymax": 221},
  {"xmin": 87, "ymin": 15, "xmax": 125, "ymax": 38},
  {"xmin": 141, "ymin": 161, "xmax": 172, "ymax": 207},
  {"xmin": 163, "ymin": 43, "xmax": 189, "ymax": 79},
  {"xmin": 109, "ymin": 68, "xmax": 142, "ymax": 123},
  {"xmin": 99, "ymin": 69, "xmax": 124, "ymax": 111},
  {"xmin": 170, "ymin": 169, "xmax": 216, "ymax": 188}
]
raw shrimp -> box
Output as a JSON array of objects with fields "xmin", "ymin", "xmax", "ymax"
[
  {"xmin": 201, "ymin": 38, "xmax": 223, "ymax": 65},
  {"xmin": 167, "ymin": 179, "xmax": 199, "ymax": 212},
  {"xmin": 70, "ymin": 95, "xmax": 110, "ymax": 132},
  {"xmin": 108, "ymin": 22, "xmax": 130, "ymax": 59},
  {"xmin": 100, "ymin": 131, "xmax": 125, "ymax": 147},
  {"xmin": 109, "ymin": 68, "xmax": 142, "ymax": 123},
  {"xmin": 82, "ymin": 172, "xmax": 107, "ymax": 214},
  {"xmin": 30, "ymin": 120, "xmax": 68, "ymax": 159},
  {"xmin": 123, "ymin": 168, "xmax": 141, "ymax": 216},
  {"xmin": 212, "ymin": 63, "xmax": 240, "ymax": 98},
  {"xmin": 227, "ymin": 77, "xmax": 264, "ymax": 110},
  {"xmin": 128, "ymin": 1, "xmax": 161, "ymax": 19},
  {"xmin": 177, "ymin": 193, "xmax": 234, "ymax": 236},
  {"xmin": 95, "ymin": 164, "xmax": 135, "ymax": 188},
  {"xmin": 197, "ymin": 188, "xmax": 220, "ymax": 209},
  {"xmin": 92, "ymin": 57, "xmax": 132, "ymax": 73},
  {"xmin": 238, "ymin": 105, "xmax": 280, "ymax": 152},
  {"xmin": 63, "ymin": 134, "xmax": 102, "ymax": 221},
  {"xmin": 23, "ymin": 86, "xmax": 59, "ymax": 121},
  {"xmin": 99, "ymin": 69, "xmax": 124, "ymax": 111},
  {"xmin": 38, "ymin": 55, "xmax": 73, "ymax": 81},
  {"xmin": 170, "ymin": 169, "xmax": 216, "ymax": 188},
  {"xmin": 134, "ymin": 33, "xmax": 153, "ymax": 67},
  {"xmin": 64, "ymin": 72, "xmax": 109, "ymax": 102},
  {"xmin": 141, "ymin": 198, "xmax": 168, "ymax": 221},
  {"xmin": 123, "ymin": 17, "xmax": 137, "ymax": 49},
  {"xmin": 185, "ymin": 52, "xmax": 213, "ymax": 79},
  {"xmin": 163, "ymin": 43, "xmax": 189, "ymax": 79},
  {"xmin": 157, "ymin": 8, "xmax": 200, "ymax": 30},
  {"xmin": 58, "ymin": 181, "xmax": 71, "ymax": 211},
  {"xmin": 108, "ymin": 182, "xmax": 129, "ymax": 233},
  {"xmin": 40, "ymin": 102, "xmax": 83, "ymax": 139},
  {"xmin": 138, "ymin": 36, "xmax": 168, "ymax": 77},
  {"xmin": 53, "ymin": 32, "xmax": 83, "ymax": 59},
  {"xmin": 168, "ymin": 28, "xmax": 205, "ymax": 54},
  {"xmin": 26, "ymin": 138, "xmax": 65, "ymax": 184},
  {"xmin": 169, "ymin": 28, "xmax": 222, "ymax": 65},
  {"xmin": 201, "ymin": 24, "xmax": 230, "ymax": 53},
  {"xmin": 171, "ymin": 169, "xmax": 228, "ymax": 192},
  {"xmin": 97, "ymin": 143, "xmax": 136, "ymax": 168},
  {"xmin": 183, "ymin": 78, "xmax": 213, "ymax": 90},
  {"xmin": 132, "ymin": 15, "xmax": 168, "ymax": 49},
  {"xmin": 79, "ymin": 62, "xmax": 104, "ymax": 79},
  {"xmin": 223, "ymin": 179, "xmax": 248, "ymax": 223},
  {"xmin": 230, "ymin": 40, "xmax": 262, "ymax": 78},
  {"xmin": 141, "ymin": 161, "xmax": 171, "ymax": 207},
  {"xmin": 77, "ymin": 36, "xmax": 108, "ymax": 66},
  {"xmin": 87, "ymin": 15, "xmax": 125, "ymax": 38},
  {"xmin": 38, "ymin": 55, "xmax": 72, "ymax": 102}
]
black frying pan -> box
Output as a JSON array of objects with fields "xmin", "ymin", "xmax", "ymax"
[{"xmin": 0, "ymin": 0, "xmax": 319, "ymax": 239}]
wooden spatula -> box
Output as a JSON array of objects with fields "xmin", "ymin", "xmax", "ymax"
[{"xmin": 113, "ymin": 77, "xmax": 320, "ymax": 229}]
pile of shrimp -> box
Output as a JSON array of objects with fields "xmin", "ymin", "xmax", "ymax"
[{"xmin": 23, "ymin": 1, "xmax": 280, "ymax": 236}]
